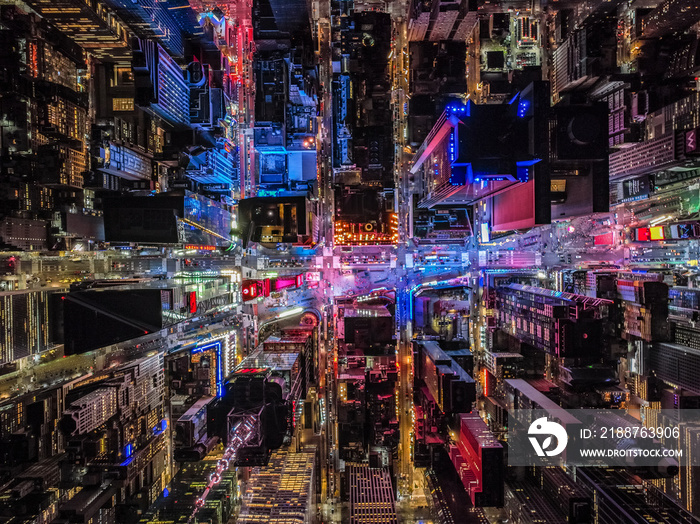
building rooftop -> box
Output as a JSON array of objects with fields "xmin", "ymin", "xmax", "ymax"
[
  {"xmin": 344, "ymin": 305, "xmax": 392, "ymax": 317},
  {"xmin": 459, "ymin": 413, "xmax": 502, "ymax": 450},
  {"xmin": 238, "ymin": 447, "xmax": 316, "ymax": 523},
  {"xmin": 237, "ymin": 349, "xmax": 300, "ymax": 372},
  {"xmin": 347, "ymin": 463, "xmax": 398, "ymax": 524}
]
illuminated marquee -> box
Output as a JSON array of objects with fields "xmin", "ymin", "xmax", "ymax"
[
  {"xmin": 184, "ymin": 244, "xmax": 217, "ymax": 251},
  {"xmin": 334, "ymin": 214, "xmax": 399, "ymax": 246},
  {"xmin": 241, "ymin": 279, "xmax": 271, "ymax": 301}
]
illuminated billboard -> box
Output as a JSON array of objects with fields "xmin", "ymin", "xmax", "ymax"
[
  {"xmin": 635, "ymin": 227, "xmax": 651, "ymax": 241},
  {"xmin": 649, "ymin": 226, "xmax": 665, "ymax": 241},
  {"xmin": 241, "ymin": 279, "xmax": 271, "ymax": 301},
  {"xmin": 63, "ymin": 277, "xmax": 233, "ymax": 353},
  {"xmin": 103, "ymin": 191, "xmax": 232, "ymax": 246}
]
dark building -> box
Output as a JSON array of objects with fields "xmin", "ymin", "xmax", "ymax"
[
  {"xmin": 0, "ymin": 6, "xmax": 87, "ymax": 229},
  {"xmin": 411, "ymin": 82, "xmax": 610, "ymax": 238},
  {"xmin": 62, "ymin": 276, "xmax": 232, "ymax": 353},
  {"xmin": 416, "ymin": 340, "xmax": 476, "ymax": 414},
  {"xmin": 342, "ymin": 306, "xmax": 394, "ymax": 349},
  {"xmin": 102, "ymin": 190, "xmax": 232, "ymax": 246},
  {"xmin": 408, "ymin": 40, "xmax": 467, "ymax": 146},
  {"xmin": 237, "ymin": 195, "xmax": 317, "ymax": 247}
]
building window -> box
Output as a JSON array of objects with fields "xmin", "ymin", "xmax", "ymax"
[{"xmin": 112, "ymin": 98, "xmax": 134, "ymax": 112}]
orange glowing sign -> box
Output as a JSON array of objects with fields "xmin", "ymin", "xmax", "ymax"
[{"xmin": 184, "ymin": 244, "xmax": 216, "ymax": 251}]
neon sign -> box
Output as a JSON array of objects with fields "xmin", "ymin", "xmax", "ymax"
[{"xmin": 184, "ymin": 244, "xmax": 216, "ymax": 251}]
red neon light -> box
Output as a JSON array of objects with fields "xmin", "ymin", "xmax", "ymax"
[
  {"xmin": 189, "ymin": 292, "xmax": 197, "ymax": 314},
  {"xmin": 635, "ymin": 228, "xmax": 651, "ymax": 241},
  {"xmin": 242, "ymin": 280, "xmax": 263, "ymax": 301},
  {"xmin": 594, "ymin": 232, "xmax": 614, "ymax": 246},
  {"xmin": 482, "ymin": 368, "xmax": 488, "ymax": 397},
  {"xmin": 272, "ymin": 277, "xmax": 298, "ymax": 291},
  {"xmin": 238, "ymin": 368, "xmax": 267, "ymax": 374}
]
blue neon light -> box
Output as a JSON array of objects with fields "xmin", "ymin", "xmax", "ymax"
[
  {"xmin": 508, "ymin": 92, "xmax": 520, "ymax": 105},
  {"xmin": 125, "ymin": 443, "xmax": 133, "ymax": 458},
  {"xmin": 192, "ymin": 340, "xmax": 224, "ymax": 398},
  {"xmin": 515, "ymin": 159, "xmax": 541, "ymax": 183},
  {"xmin": 163, "ymin": 488, "xmax": 170, "ymax": 498},
  {"xmin": 516, "ymin": 159, "xmax": 541, "ymax": 167},
  {"xmin": 192, "ymin": 341, "xmax": 220, "ymax": 354},
  {"xmin": 153, "ymin": 418, "xmax": 168, "ymax": 436},
  {"xmin": 516, "ymin": 166, "xmax": 528, "ymax": 182},
  {"xmin": 446, "ymin": 103, "xmax": 471, "ymax": 117},
  {"xmin": 517, "ymin": 100, "xmax": 530, "ymax": 117},
  {"xmin": 216, "ymin": 341, "xmax": 223, "ymax": 398},
  {"xmin": 466, "ymin": 164, "xmax": 474, "ymax": 185}
]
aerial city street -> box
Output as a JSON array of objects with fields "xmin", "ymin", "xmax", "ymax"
[{"xmin": 1, "ymin": 0, "xmax": 700, "ymax": 522}]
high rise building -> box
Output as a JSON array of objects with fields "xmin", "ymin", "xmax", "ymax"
[
  {"xmin": 347, "ymin": 463, "xmax": 398, "ymax": 524},
  {"xmin": 0, "ymin": 217, "xmax": 47, "ymax": 251},
  {"xmin": 428, "ymin": 0, "xmax": 460, "ymax": 42},
  {"xmin": 578, "ymin": 467, "xmax": 700, "ymax": 522},
  {"xmin": 22, "ymin": 0, "xmax": 133, "ymax": 64},
  {"xmin": 60, "ymin": 388, "xmax": 118, "ymax": 435},
  {"xmin": 638, "ymin": 0, "xmax": 700, "ymax": 40},
  {"xmin": 411, "ymin": 82, "xmax": 610, "ymax": 237},
  {"xmin": 62, "ymin": 274, "xmax": 234, "ymax": 353},
  {"xmin": 449, "ymin": 413, "xmax": 503, "ymax": 507},
  {"xmin": 101, "ymin": 0, "xmax": 189, "ymax": 59},
  {"xmin": 0, "ymin": 6, "xmax": 88, "ymax": 224},
  {"xmin": 0, "ymin": 289, "xmax": 55, "ymax": 364},
  {"xmin": 133, "ymin": 40, "xmax": 190, "ymax": 127},
  {"xmin": 238, "ymin": 448, "xmax": 317, "ymax": 523},
  {"xmin": 496, "ymin": 284, "xmax": 612, "ymax": 359},
  {"xmin": 408, "ymin": 0, "xmax": 478, "ymax": 43}
]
